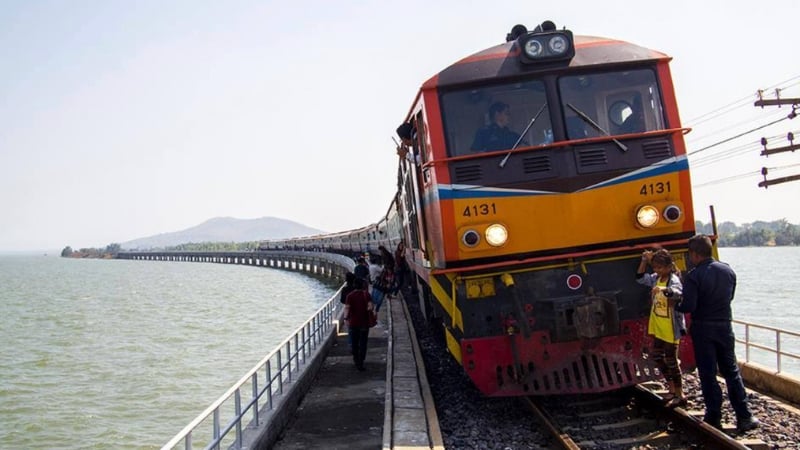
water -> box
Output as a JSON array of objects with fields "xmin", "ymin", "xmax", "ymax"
[
  {"xmin": 719, "ymin": 247, "xmax": 800, "ymax": 373},
  {"xmin": 0, "ymin": 248, "xmax": 797, "ymax": 449},
  {"xmin": 719, "ymin": 247, "xmax": 798, "ymax": 327},
  {"xmin": 0, "ymin": 255, "xmax": 338, "ymax": 450}
]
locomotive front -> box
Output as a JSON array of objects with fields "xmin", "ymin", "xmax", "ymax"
[{"xmin": 410, "ymin": 22, "xmax": 697, "ymax": 396}]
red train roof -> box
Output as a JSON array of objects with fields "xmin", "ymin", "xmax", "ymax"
[{"xmin": 423, "ymin": 35, "xmax": 671, "ymax": 90}]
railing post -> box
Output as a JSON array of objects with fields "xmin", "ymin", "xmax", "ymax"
[
  {"xmin": 213, "ymin": 409, "xmax": 221, "ymax": 450},
  {"xmin": 301, "ymin": 326, "xmax": 307, "ymax": 364},
  {"xmin": 252, "ymin": 373, "xmax": 259, "ymax": 426},
  {"xmin": 286, "ymin": 339, "xmax": 292, "ymax": 383},
  {"xmin": 235, "ymin": 389, "xmax": 242, "ymax": 449},
  {"xmin": 777, "ymin": 329, "xmax": 782, "ymax": 373},
  {"xmin": 316, "ymin": 313, "xmax": 320, "ymax": 345},
  {"xmin": 277, "ymin": 352, "xmax": 283, "ymax": 395},
  {"xmin": 294, "ymin": 332, "xmax": 300, "ymax": 370},
  {"xmin": 745, "ymin": 324, "xmax": 751, "ymax": 362},
  {"xmin": 267, "ymin": 362, "xmax": 274, "ymax": 409}
]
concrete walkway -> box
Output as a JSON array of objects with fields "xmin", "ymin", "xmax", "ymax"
[{"xmin": 271, "ymin": 306, "xmax": 390, "ymax": 449}]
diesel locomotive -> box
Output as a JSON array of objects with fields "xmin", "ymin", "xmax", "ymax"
[{"xmin": 260, "ymin": 21, "xmax": 697, "ymax": 396}]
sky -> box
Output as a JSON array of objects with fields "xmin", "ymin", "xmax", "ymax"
[{"xmin": 1, "ymin": 0, "xmax": 799, "ymax": 252}]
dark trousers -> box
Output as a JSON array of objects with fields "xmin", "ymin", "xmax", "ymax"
[
  {"xmin": 349, "ymin": 327, "xmax": 369, "ymax": 368},
  {"xmin": 690, "ymin": 321, "xmax": 752, "ymax": 422},
  {"xmin": 394, "ymin": 268, "xmax": 405, "ymax": 293}
]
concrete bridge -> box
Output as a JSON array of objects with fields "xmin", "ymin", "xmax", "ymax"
[{"xmin": 117, "ymin": 250, "xmax": 356, "ymax": 281}]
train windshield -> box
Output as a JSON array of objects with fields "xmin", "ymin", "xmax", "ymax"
[
  {"xmin": 558, "ymin": 69, "xmax": 665, "ymax": 140},
  {"xmin": 440, "ymin": 80, "xmax": 552, "ymax": 157}
]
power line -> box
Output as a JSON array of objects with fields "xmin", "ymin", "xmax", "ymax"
[
  {"xmin": 685, "ymin": 74, "xmax": 800, "ymax": 125},
  {"xmin": 689, "ymin": 131, "xmax": 796, "ymax": 168},
  {"xmin": 684, "ymin": 75, "xmax": 800, "ymax": 189},
  {"xmin": 693, "ymin": 162, "xmax": 800, "ymax": 188},
  {"xmin": 693, "ymin": 171, "xmax": 759, "ymax": 188},
  {"xmin": 687, "ymin": 115, "xmax": 791, "ymax": 156},
  {"xmin": 690, "ymin": 143, "xmax": 758, "ymax": 168},
  {"xmin": 686, "ymin": 108, "xmax": 785, "ymax": 145}
]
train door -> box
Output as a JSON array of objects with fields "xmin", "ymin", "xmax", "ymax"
[
  {"xmin": 402, "ymin": 112, "xmax": 443, "ymax": 322},
  {"xmin": 400, "ymin": 112, "xmax": 430, "ymax": 261},
  {"xmin": 414, "ymin": 113, "xmax": 432, "ymax": 259}
]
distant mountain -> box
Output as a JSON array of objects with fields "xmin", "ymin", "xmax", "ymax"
[{"xmin": 121, "ymin": 217, "xmax": 325, "ymax": 250}]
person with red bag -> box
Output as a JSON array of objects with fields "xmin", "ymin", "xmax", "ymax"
[{"xmin": 344, "ymin": 278, "xmax": 374, "ymax": 371}]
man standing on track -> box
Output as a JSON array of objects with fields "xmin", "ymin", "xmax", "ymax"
[{"xmin": 675, "ymin": 234, "xmax": 759, "ymax": 433}]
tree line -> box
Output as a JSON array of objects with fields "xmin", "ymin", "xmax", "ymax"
[
  {"xmin": 61, "ymin": 241, "xmax": 259, "ymax": 258},
  {"xmin": 695, "ymin": 219, "xmax": 800, "ymax": 247},
  {"xmin": 61, "ymin": 243, "xmax": 122, "ymax": 258}
]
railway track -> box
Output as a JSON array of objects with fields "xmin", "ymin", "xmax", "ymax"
[
  {"xmin": 523, "ymin": 382, "xmax": 767, "ymax": 449},
  {"xmin": 408, "ymin": 285, "xmax": 800, "ymax": 448}
]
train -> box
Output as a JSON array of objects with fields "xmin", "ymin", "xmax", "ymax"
[{"xmin": 259, "ymin": 21, "xmax": 698, "ymax": 396}]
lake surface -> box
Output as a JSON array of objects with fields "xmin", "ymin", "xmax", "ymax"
[
  {"xmin": 0, "ymin": 247, "xmax": 797, "ymax": 449},
  {"xmin": 718, "ymin": 247, "xmax": 800, "ymax": 373},
  {"xmin": 0, "ymin": 255, "xmax": 338, "ymax": 449}
]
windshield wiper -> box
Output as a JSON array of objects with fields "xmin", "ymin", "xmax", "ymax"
[
  {"xmin": 566, "ymin": 103, "xmax": 628, "ymax": 152},
  {"xmin": 499, "ymin": 102, "xmax": 548, "ymax": 168}
]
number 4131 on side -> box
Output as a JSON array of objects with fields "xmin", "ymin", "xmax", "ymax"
[
  {"xmin": 639, "ymin": 181, "xmax": 671, "ymax": 196},
  {"xmin": 462, "ymin": 203, "xmax": 497, "ymax": 217}
]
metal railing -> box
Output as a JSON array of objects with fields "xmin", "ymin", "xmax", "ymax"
[
  {"xmin": 161, "ymin": 290, "xmax": 342, "ymax": 450},
  {"xmin": 734, "ymin": 319, "xmax": 800, "ymax": 374}
]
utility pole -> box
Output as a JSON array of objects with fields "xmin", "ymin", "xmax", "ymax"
[
  {"xmin": 758, "ymin": 167, "xmax": 800, "ymax": 188},
  {"xmin": 755, "ymin": 88, "xmax": 799, "ymax": 188}
]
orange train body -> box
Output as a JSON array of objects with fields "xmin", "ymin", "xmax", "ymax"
[{"xmin": 262, "ymin": 22, "xmax": 698, "ymax": 396}]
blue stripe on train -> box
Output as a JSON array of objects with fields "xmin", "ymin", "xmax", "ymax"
[{"xmin": 435, "ymin": 156, "xmax": 689, "ymax": 201}]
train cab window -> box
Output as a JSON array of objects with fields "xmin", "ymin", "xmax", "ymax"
[
  {"xmin": 440, "ymin": 80, "xmax": 552, "ymax": 157},
  {"xmin": 558, "ymin": 69, "xmax": 664, "ymax": 140}
]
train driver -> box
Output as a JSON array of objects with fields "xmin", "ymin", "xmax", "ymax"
[{"xmin": 470, "ymin": 102, "xmax": 525, "ymax": 152}]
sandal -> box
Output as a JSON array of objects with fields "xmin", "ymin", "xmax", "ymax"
[{"xmin": 666, "ymin": 397, "xmax": 687, "ymax": 408}]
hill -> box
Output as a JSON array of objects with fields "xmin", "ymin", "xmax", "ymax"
[{"xmin": 121, "ymin": 217, "xmax": 326, "ymax": 250}]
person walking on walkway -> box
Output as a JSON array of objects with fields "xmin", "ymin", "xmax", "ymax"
[
  {"xmin": 354, "ymin": 256, "xmax": 370, "ymax": 284},
  {"xmin": 394, "ymin": 241, "xmax": 411, "ymax": 295},
  {"xmin": 339, "ymin": 272, "xmax": 356, "ymax": 304},
  {"xmin": 344, "ymin": 278, "xmax": 372, "ymax": 371},
  {"xmin": 675, "ymin": 234, "xmax": 759, "ymax": 432},
  {"xmin": 371, "ymin": 265, "xmax": 395, "ymax": 314}
]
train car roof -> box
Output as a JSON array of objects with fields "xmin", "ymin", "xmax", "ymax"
[{"xmin": 423, "ymin": 34, "xmax": 671, "ymax": 90}]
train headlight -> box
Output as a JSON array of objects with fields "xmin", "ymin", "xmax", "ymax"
[
  {"xmin": 462, "ymin": 229, "xmax": 480, "ymax": 247},
  {"xmin": 485, "ymin": 224, "xmax": 508, "ymax": 247},
  {"xmin": 636, "ymin": 205, "xmax": 660, "ymax": 228},
  {"xmin": 524, "ymin": 39, "xmax": 544, "ymax": 58},
  {"xmin": 517, "ymin": 29, "xmax": 574, "ymax": 64},
  {"xmin": 663, "ymin": 205, "xmax": 682, "ymax": 223},
  {"xmin": 547, "ymin": 34, "xmax": 569, "ymax": 54}
]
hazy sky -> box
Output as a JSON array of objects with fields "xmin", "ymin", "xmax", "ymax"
[{"xmin": 2, "ymin": 0, "xmax": 799, "ymax": 252}]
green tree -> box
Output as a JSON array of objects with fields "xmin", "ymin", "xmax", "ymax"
[
  {"xmin": 774, "ymin": 220, "xmax": 800, "ymax": 245},
  {"xmin": 695, "ymin": 221, "xmax": 713, "ymax": 235},
  {"xmin": 717, "ymin": 221, "xmax": 739, "ymax": 235},
  {"xmin": 730, "ymin": 228, "xmax": 772, "ymax": 246}
]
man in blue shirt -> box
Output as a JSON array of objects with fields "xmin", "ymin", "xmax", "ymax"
[
  {"xmin": 470, "ymin": 102, "xmax": 524, "ymax": 152},
  {"xmin": 675, "ymin": 234, "xmax": 759, "ymax": 432}
]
